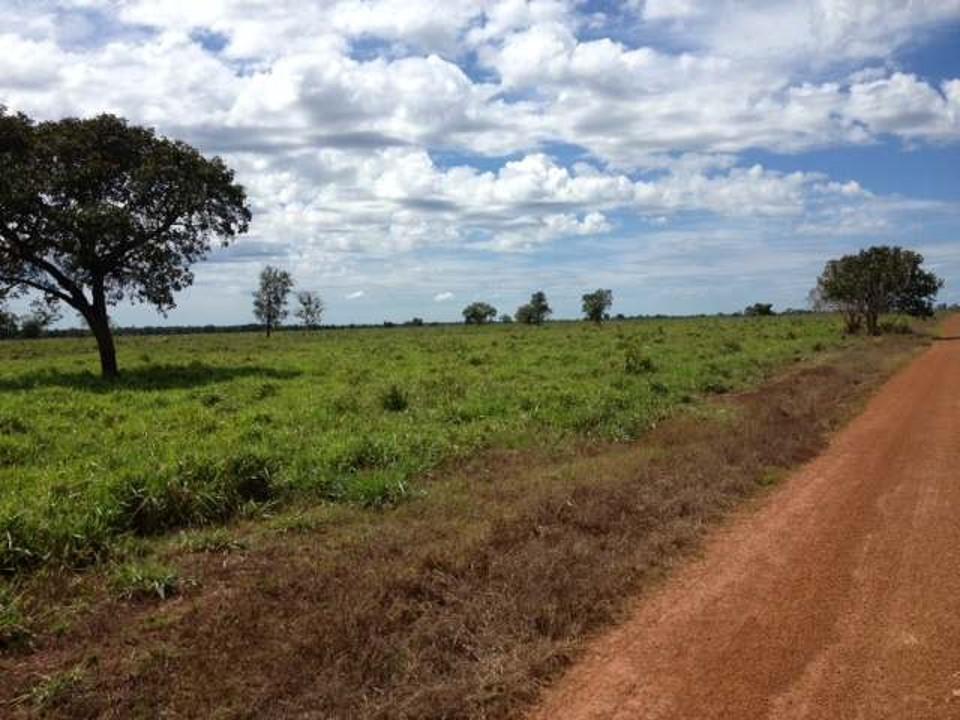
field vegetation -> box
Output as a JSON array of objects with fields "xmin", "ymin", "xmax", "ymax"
[{"xmin": 1, "ymin": 315, "xmax": 848, "ymax": 575}]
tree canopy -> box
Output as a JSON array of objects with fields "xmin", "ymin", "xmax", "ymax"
[
  {"xmin": 582, "ymin": 288, "xmax": 613, "ymax": 324},
  {"xmin": 516, "ymin": 291, "xmax": 552, "ymax": 325},
  {"xmin": 253, "ymin": 266, "xmax": 294, "ymax": 336},
  {"xmin": 811, "ymin": 246, "xmax": 942, "ymax": 334},
  {"xmin": 462, "ymin": 301, "xmax": 497, "ymax": 325},
  {"xmin": 295, "ymin": 290, "xmax": 324, "ymax": 329},
  {"xmin": 0, "ymin": 109, "xmax": 250, "ymax": 377},
  {"xmin": 744, "ymin": 303, "xmax": 775, "ymax": 317}
]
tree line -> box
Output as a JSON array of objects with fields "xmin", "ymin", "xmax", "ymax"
[
  {"xmin": 0, "ymin": 109, "xmax": 949, "ymax": 379},
  {"xmin": 462, "ymin": 288, "xmax": 614, "ymax": 325}
]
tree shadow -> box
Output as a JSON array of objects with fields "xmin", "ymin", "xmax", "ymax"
[
  {"xmin": 933, "ymin": 335, "xmax": 960, "ymax": 342},
  {"xmin": 0, "ymin": 363, "xmax": 302, "ymax": 392}
]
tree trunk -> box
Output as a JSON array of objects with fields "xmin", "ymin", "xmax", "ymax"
[{"xmin": 89, "ymin": 312, "xmax": 119, "ymax": 379}]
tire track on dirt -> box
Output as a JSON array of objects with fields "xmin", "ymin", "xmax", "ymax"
[{"xmin": 530, "ymin": 316, "xmax": 960, "ymax": 720}]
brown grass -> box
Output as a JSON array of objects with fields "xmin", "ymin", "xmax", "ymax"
[{"xmin": 0, "ymin": 334, "xmax": 924, "ymax": 719}]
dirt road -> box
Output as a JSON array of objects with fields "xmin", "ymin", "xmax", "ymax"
[{"xmin": 531, "ymin": 316, "xmax": 960, "ymax": 720}]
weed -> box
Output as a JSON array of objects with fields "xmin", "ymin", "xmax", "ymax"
[
  {"xmin": 380, "ymin": 384, "xmax": 410, "ymax": 412},
  {"xmin": 624, "ymin": 343, "xmax": 657, "ymax": 375},
  {"xmin": 17, "ymin": 666, "xmax": 86, "ymax": 710},
  {"xmin": 177, "ymin": 528, "xmax": 247, "ymax": 554},
  {"xmin": 0, "ymin": 584, "xmax": 30, "ymax": 648},
  {"xmin": 110, "ymin": 561, "xmax": 179, "ymax": 601}
]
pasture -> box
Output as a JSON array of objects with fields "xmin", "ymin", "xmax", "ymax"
[{"xmin": 0, "ymin": 315, "xmax": 846, "ymax": 574}]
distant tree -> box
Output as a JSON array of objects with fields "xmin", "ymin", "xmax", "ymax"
[
  {"xmin": 253, "ymin": 266, "xmax": 294, "ymax": 336},
  {"xmin": 744, "ymin": 303, "xmax": 775, "ymax": 317},
  {"xmin": 812, "ymin": 246, "xmax": 942, "ymax": 335},
  {"xmin": 462, "ymin": 301, "xmax": 497, "ymax": 325},
  {"xmin": 0, "ymin": 306, "xmax": 17, "ymax": 338},
  {"xmin": 0, "ymin": 110, "xmax": 250, "ymax": 378},
  {"xmin": 582, "ymin": 288, "xmax": 613, "ymax": 324},
  {"xmin": 294, "ymin": 290, "xmax": 324, "ymax": 329},
  {"xmin": 516, "ymin": 290, "xmax": 552, "ymax": 325},
  {"xmin": 406, "ymin": 317, "xmax": 425, "ymax": 326},
  {"xmin": 19, "ymin": 296, "xmax": 61, "ymax": 338},
  {"xmin": 499, "ymin": 313, "xmax": 513, "ymax": 323}
]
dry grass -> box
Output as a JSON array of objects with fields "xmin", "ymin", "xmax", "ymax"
[{"xmin": 0, "ymin": 334, "xmax": 924, "ymax": 719}]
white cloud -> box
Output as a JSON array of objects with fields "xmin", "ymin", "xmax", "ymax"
[
  {"xmin": 433, "ymin": 291, "xmax": 454, "ymax": 302},
  {"xmin": 345, "ymin": 290, "xmax": 365, "ymax": 299},
  {"xmin": 0, "ymin": 1, "xmax": 957, "ymax": 323}
]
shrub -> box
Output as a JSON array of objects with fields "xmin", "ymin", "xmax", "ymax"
[
  {"xmin": 624, "ymin": 343, "xmax": 656, "ymax": 374},
  {"xmin": 380, "ymin": 384, "xmax": 409, "ymax": 412}
]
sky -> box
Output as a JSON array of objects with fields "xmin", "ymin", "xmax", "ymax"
[{"xmin": 1, "ymin": 0, "xmax": 959, "ymax": 326}]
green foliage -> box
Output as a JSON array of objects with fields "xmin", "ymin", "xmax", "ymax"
[
  {"xmin": 380, "ymin": 384, "xmax": 410, "ymax": 412},
  {"xmin": 462, "ymin": 301, "xmax": 497, "ymax": 325},
  {"xmin": 253, "ymin": 266, "xmax": 295, "ymax": 336},
  {"xmin": 294, "ymin": 290, "xmax": 324, "ymax": 329},
  {"xmin": 812, "ymin": 245, "xmax": 942, "ymax": 335},
  {"xmin": 0, "ymin": 316, "xmax": 851, "ymax": 574},
  {"xmin": 744, "ymin": 303, "xmax": 775, "ymax": 317},
  {"xmin": 0, "ymin": 110, "xmax": 251, "ymax": 377},
  {"xmin": 582, "ymin": 288, "xmax": 613, "ymax": 324},
  {"xmin": 110, "ymin": 560, "xmax": 179, "ymax": 600},
  {"xmin": 516, "ymin": 291, "xmax": 552, "ymax": 324},
  {"xmin": 0, "ymin": 583, "xmax": 30, "ymax": 648}
]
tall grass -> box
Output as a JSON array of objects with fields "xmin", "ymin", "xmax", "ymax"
[{"xmin": 0, "ymin": 316, "xmax": 847, "ymax": 573}]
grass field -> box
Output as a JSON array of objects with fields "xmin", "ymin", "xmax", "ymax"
[{"xmin": 0, "ymin": 316, "xmax": 850, "ymax": 574}]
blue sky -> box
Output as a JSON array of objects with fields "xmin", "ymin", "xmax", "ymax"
[{"xmin": 1, "ymin": 0, "xmax": 958, "ymax": 326}]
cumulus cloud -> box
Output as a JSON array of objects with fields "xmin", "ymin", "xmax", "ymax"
[{"xmin": 1, "ymin": 1, "xmax": 957, "ymax": 321}]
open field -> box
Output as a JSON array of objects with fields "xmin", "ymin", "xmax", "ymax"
[
  {"xmin": 0, "ymin": 319, "xmax": 929, "ymax": 718},
  {"xmin": 0, "ymin": 315, "xmax": 852, "ymax": 574}
]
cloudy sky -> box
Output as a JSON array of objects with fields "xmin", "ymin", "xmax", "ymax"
[{"xmin": 2, "ymin": 0, "xmax": 959, "ymax": 325}]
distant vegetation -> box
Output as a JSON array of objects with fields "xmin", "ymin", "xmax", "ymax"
[{"xmin": 0, "ymin": 315, "xmax": 852, "ymax": 575}]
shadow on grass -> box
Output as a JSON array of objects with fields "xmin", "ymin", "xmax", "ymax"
[{"xmin": 0, "ymin": 363, "xmax": 302, "ymax": 392}]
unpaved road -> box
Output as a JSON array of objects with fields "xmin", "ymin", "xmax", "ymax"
[{"xmin": 531, "ymin": 316, "xmax": 960, "ymax": 720}]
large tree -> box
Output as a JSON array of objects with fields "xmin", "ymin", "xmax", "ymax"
[
  {"xmin": 0, "ymin": 110, "xmax": 250, "ymax": 377},
  {"xmin": 516, "ymin": 290, "xmax": 552, "ymax": 325},
  {"xmin": 812, "ymin": 246, "xmax": 942, "ymax": 335},
  {"xmin": 253, "ymin": 266, "xmax": 294, "ymax": 336},
  {"xmin": 462, "ymin": 301, "xmax": 497, "ymax": 325},
  {"xmin": 582, "ymin": 288, "xmax": 613, "ymax": 324}
]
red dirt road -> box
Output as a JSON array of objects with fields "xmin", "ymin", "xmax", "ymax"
[{"xmin": 531, "ymin": 317, "xmax": 960, "ymax": 720}]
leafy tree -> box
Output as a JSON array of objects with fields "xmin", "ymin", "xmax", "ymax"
[
  {"xmin": 462, "ymin": 301, "xmax": 497, "ymax": 325},
  {"xmin": 499, "ymin": 313, "xmax": 513, "ymax": 323},
  {"xmin": 744, "ymin": 303, "xmax": 775, "ymax": 317},
  {"xmin": 19, "ymin": 296, "xmax": 61, "ymax": 338},
  {"xmin": 253, "ymin": 266, "xmax": 294, "ymax": 336},
  {"xmin": 294, "ymin": 290, "xmax": 324, "ymax": 329},
  {"xmin": 0, "ymin": 306, "xmax": 17, "ymax": 338},
  {"xmin": 582, "ymin": 288, "xmax": 613, "ymax": 324},
  {"xmin": 516, "ymin": 290, "xmax": 552, "ymax": 325},
  {"xmin": 0, "ymin": 110, "xmax": 250, "ymax": 378},
  {"xmin": 812, "ymin": 245, "xmax": 942, "ymax": 335}
]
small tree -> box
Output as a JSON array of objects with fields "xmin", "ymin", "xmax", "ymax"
[
  {"xmin": 294, "ymin": 290, "xmax": 324, "ymax": 329},
  {"xmin": 0, "ymin": 306, "xmax": 17, "ymax": 339},
  {"xmin": 813, "ymin": 246, "xmax": 942, "ymax": 335},
  {"xmin": 744, "ymin": 303, "xmax": 775, "ymax": 317},
  {"xmin": 516, "ymin": 290, "xmax": 552, "ymax": 325},
  {"xmin": 253, "ymin": 266, "xmax": 294, "ymax": 336},
  {"xmin": 0, "ymin": 110, "xmax": 250, "ymax": 378},
  {"xmin": 582, "ymin": 288, "xmax": 613, "ymax": 324},
  {"xmin": 499, "ymin": 313, "xmax": 513, "ymax": 323},
  {"xmin": 462, "ymin": 301, "xmax": 497, "ymax": 325},
  {"xmin": 19, "ymin": 296, "xmax": 61, "ymax": 338}
]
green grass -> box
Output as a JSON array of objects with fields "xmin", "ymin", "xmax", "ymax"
[{"xmin": 0, "ymin": 316, "xmax": 848, "ymax": 574}]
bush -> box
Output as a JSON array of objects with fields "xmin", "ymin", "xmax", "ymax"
[
  {"xmin": 380, "ymin": 384, "xmax": 409, "ymax": 412},
  {"xmin": 624, "ymin": 343, "xmax": 656, "ymax": 375}
]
